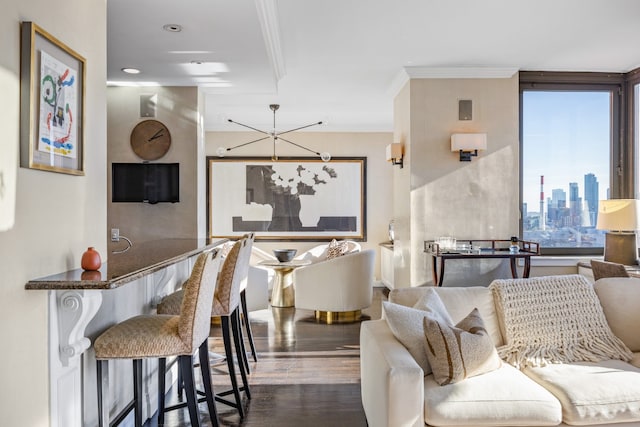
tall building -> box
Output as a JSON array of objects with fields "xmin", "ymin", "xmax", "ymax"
[
  {"xmin": 569, "ymin": 182, "xmax": 582, "ymax": 226},
  {"xmin": 584, "ymin": 173, "xmax": 599, "ymax": 226}
]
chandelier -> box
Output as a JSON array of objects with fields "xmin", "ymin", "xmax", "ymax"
[{"xmin": 216, "ymin": 104, "xmax": 331, "ymax": 162}]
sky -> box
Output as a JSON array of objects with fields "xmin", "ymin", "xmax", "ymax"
[{"xmin": 522, "ymin": 90, "xmax": 611, "ymax": 213}]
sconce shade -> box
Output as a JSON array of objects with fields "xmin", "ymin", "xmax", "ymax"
[
  {"xmin": 451, "ymin": 133, "xmax": 487, "ymax": 151},
  {"xmin": 596, "ymin": 199, "xmax": 640, "ymax": 231},
  {"xmin": 451, "ymin": 133, "xmax": 487, "ymax": 161},
  {"xmin": 386, "ymin": 143, "xmax": 403, "ymax": 168}
]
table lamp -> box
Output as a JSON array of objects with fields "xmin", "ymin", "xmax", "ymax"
[{"xmin": 596, "ymin": 199, "xmax": 640, "ymax": 265}]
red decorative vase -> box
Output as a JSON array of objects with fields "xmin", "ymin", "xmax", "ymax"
[{"xmin": 81, "ymin": 247, "xmax": 102, "ymax": 271}]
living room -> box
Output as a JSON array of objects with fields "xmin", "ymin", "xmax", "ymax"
[{"xmin": 2, "ymin": 1, "xmax": 640, "ymax": 427}]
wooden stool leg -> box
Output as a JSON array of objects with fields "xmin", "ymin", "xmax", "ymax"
[
  {"xmin": 221, "ymin": 316, "xmax": 244, "ymax": 418},
  {"xmin": 97, "ymin": 360, "xmax": 109, "ymax": 427},
  {"xmin": 198, "ymin": 340, "xmax": 219, "ymax": 427},
  {"xmin": 232, "ymin": 308, "xmax": 251, "ymax": 400},
  {"xmin": 240, "ymin": 289, "xmax": 258, "ymax": 362},
  {"xmin": 133, "ymin": 359, "xmax": 143, "ymax": 427},
  {"xmin": 157, "ymin": 358, "xmax": 167, "ymax": 426},
  {"xmin": 179, "ymin": 355, "xmax": 201, "ymax": 427}
]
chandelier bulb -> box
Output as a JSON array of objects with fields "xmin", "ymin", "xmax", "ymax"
[
  {"xmin": 216, "ymin": 147, "xmax": 227, "ymax": 158},
  {"xmin": 320, "ymin": 152, "xmax": 331, "ymax": 162}
]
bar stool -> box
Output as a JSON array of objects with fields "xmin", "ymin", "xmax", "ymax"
[
  {"xmin": 239, "ymin": 233, "xmax": 259, "ymax": 363},
  {"xmin": 158, "ymin": 235, "xmax": 252, "ymax": 417},
  {"xmin": 94, "ymin": 250, "xmax": 221, "ymax": 427}
]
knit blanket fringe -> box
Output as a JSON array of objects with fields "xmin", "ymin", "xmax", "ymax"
[{"xmin": 489, "ymin": 275, "xmax": 632, "ymax": 369}]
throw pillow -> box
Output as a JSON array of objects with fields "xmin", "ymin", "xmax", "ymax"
[
  {"xmin": 382, "ymin": 289, "xmax": 453, "ymax": 374},
  {"xmin": 423, "ymin": 307, "xmax": 502, "ymax": 386},
  {"xmin": 326, "ymin": 239, "xmax": 349, "ymax": 260}
]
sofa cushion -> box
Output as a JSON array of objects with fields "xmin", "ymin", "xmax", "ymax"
[
  {"xmin": 632, "ymin": 353, "xmax": 640, "ymax": 368},
  {"xmin": 424, "ymin": 363, "xmax": 562, "ymax": 426},
  {"xmin": 524, "ymin": 359, "xmax": 640, "ymax": 425},
  {"xmin": 423, "ymin": 308, "xmax": 502, "ymax": 386},
  {"xmin": 389, "ymin": 286, "xmax": 503, "ymax": 347},
  {"xmin": 594, "ymin": 277, "xmax": 640, "ymax": 351},
  {"xmin": 382, "ymin": 290, "xmax": 453, "ymax": 375}
]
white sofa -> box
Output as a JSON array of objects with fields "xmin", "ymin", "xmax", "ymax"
[{"xmin": 360, "ymin": 276, "xmax": 640, "ymax": 427}]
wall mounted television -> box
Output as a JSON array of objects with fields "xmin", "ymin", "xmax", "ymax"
[{"xmin": 112, "ymin": 163, "xmax": 179, "ymax": 203}]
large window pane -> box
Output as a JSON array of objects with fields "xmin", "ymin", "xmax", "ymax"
[{"xmin": 522, "ymin": 90, "xmax": 611, "ymax": 250}]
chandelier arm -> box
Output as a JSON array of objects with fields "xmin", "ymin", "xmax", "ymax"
[
  {"xmin": 277, "ymin": 121, "xmax": 323, "ymax": 136},
  {"xmin": 276, "ymin": 136, "xmax": 321, "ymax": 156},
  {"xmin": 227, "ymin": 119, "xmax": 270, "ymax": 135},
  {"xmin": 226, "ymin": 136, "xmax": 271, "ymax": 151}
]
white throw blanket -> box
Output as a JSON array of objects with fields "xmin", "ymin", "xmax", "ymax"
[{"xmin": 490, "ymin": 274, "xmax": 632, "ymax": 369}]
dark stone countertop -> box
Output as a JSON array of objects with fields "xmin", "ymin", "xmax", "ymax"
[{"xmin": 25, "ymin": 238, "xmax": 227, "ymax": 290}]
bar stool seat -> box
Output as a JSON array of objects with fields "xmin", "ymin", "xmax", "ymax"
[{"xmin": 94, "ymin": 250, "xmax": 221, "ymax": 427}]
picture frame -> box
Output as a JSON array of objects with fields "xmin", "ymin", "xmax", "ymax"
[
  {"xmin": 207, "ymin": 156, "xmax": 367, "ymax": 241},
  {"xmin": 20, "ymin": 22, "xmax": 85, "ymax": 175}
]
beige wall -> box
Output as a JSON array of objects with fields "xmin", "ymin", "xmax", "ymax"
[
  {"xmin": 394, "ymin": 75, "xmax": 521, "ymax": 286},
  {"xmin": 392, "ymin": 84, "xmax": 412, "ymax": 288},
  {"xmin": 107, "ymin": 86, "xmax": 204, "ymax": 248},
  {"xmin": 0, "ymin": 1, "xmax": 107, "ymax": 425},
  {"xmin": 205, "ymin": 131, "xmax": 393, "ymax": 279}
]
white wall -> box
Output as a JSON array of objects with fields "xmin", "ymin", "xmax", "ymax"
[
  {"xmin": 0, "ymin": 1, "xmax": 107, "ymax": 425},
  {"xmin": 206, "ymin": 131, "xmax": 393, "ymax": 279}
]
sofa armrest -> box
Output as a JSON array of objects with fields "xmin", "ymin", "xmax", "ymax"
[{"xmin": 360, "ymin": 319, "xmax": 424, "ymax": 427}]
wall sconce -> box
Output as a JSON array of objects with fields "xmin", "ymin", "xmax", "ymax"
[
  {"xmin": 596, "ymin": 199, "xmax": 640, "ymax": 265},
  {"xmin": 386, "ymin": 143, "xmax": 403, "ymax": 168},
  {"xmin": 451, "ymin": 133, "xmax": 487, "ymax": 161}
]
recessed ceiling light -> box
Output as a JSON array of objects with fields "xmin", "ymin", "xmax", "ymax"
[
  {"xmin": 121, "ymin": 67, "xmax": 141, "ymax": 74},
  {"xmin": 163, "ymin": 24, "xmax": 182, "ymax": 33}
]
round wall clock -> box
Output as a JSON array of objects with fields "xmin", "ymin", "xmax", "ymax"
[{"xmin": 130, "ymin": 119, "xmax": 172, "ymax": 160}]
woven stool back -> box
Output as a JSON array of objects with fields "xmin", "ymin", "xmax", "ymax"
[
  {"xmin": 179, "ymin": 249, "xmax": 221, "ymax": 350},
  {"xmin": 212, "ymin": 238, "xmax": 242, "ymax": 315}
]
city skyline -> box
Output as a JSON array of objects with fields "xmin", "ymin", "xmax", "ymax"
[{"xmin": 522, "ymin": 91, "xmax": 610, "ymax": 211}]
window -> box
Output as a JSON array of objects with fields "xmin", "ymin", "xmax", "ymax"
[{"xmin": 520, "ymin": 73, "xmax": 624, "ymax": 255}]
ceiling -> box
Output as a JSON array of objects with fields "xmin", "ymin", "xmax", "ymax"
[{"xmin": 107, "ymin": 0, "xmax": 640, "ymax": 133}]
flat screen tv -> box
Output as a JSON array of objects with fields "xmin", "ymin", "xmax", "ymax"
[{"xmin": 112, "ymin": 163, "xmax": 179, "ymax": 203}]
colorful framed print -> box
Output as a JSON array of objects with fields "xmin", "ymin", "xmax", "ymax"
[{"xmin": 20, "ymin": 22, "xmax": 85, "ymax": 175}]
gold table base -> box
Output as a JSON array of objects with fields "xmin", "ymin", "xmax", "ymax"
[
  {"xmin": 271, "ymin": 266, "xmax": 296, "ymax": 307},
  {"xmin": 315, "ymin": 310, "xmax": 362, "ymax": 325}
]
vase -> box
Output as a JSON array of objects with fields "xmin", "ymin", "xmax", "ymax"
[{"xmin": 81, "ymin": 247, "xmax": 102, "ymax": 271}]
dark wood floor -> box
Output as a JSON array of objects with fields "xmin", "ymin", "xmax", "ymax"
[{"xmin": 151, "ymin": 288, "xmax": 386, "ymax": 427}]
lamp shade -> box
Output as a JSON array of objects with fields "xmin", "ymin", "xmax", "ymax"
[
  {"xmin": 596, "ymin": 199, "xmax": 640, "ymax": 231},
  {"xmin": 451, "ymin": 133, "xmax": 487, "ymax": 151}
]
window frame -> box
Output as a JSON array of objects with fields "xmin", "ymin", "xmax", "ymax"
[{"xmin": 519, "ymin": 71, "xmax": 627, "ymax": 256}]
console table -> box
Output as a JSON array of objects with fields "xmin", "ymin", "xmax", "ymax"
[
  {"xmin": 425, "ymin": 239, "xmax": 540, "ymax": 287},
  {"xmin": 25, "ymin": 238, "xmax": 226, "ymax": 427}
]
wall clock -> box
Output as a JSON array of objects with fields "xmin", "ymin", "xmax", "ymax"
[{"xmin": 130, "ymin": 119, "xmax": 172, "ymax": 160}]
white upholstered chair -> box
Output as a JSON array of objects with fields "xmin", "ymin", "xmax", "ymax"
[{"xmin": 293, "ymin": 249, "xmax": 375, "ymax": 324}]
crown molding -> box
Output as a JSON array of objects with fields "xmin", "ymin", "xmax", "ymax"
[
  {"xmin": 255, "ymin": 0, "xmax": 286, "ymax": 83},
  {"xmin": 387, "ymin": 66, "xmax": 519, "ymax": 98}
]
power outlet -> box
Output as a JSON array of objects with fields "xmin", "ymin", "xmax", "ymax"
[{"xmin": 110, "ymin": 228, "xmax": 120, "ymax": 242}]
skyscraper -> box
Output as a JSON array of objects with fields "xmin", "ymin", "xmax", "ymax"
[{"xmin": 584, "ymin": 173, "xmax": 599, "ymax": 226}]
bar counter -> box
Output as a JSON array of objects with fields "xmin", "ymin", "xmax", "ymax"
[
  {"xmin": 25, "ymin": 238, "xmax": 226, "ymax": 290},
  {"xmin": 25, "ymin": 237, "xmax": 228, "ymax": 427}
]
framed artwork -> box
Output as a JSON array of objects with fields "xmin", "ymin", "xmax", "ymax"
[
  {"xmin": 208, "ymin": 157, "xmax": 367, "ymax": 241},
  {"xmin": 20, "ymin": 22, "xmax": 85, "ymax": 175}
]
